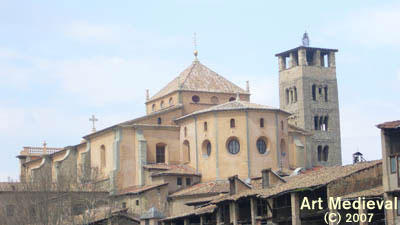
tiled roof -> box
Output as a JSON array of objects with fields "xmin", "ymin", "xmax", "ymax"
[
  {"xmin": 162, "ymin": 204, "xmax": 216, "ymax": 221},
  {"xmin": 340, "ymin": 185, "xmax": 383, "ymax": 199},
  {"xmin": 69, "ymin": 207, "xmax": 139, "ymax": 225},
  {"xmin": 169, "ymin": 180, "xmax": 229, "ymax": 197},
  {"xmin": 149, "ymin": 61, "xmax": 248, "ymax": 101},
  {"xmin": 117, "ymin": 183, "xmax": 168, "ymax": 196},
  {"xmin": 143, "ymin": 163, "xmax": 200, "ymax": 177},
  {"xmin": 176, "ymin": 100, "xmax": 287, "ymax": 121},
  {"xmin": 185, "ymin": 195, "xmax": 227, "ymax": 206},
  {"xmin": 377, "ymin": 120, "xmax": 400, "ymax": 129},
  {"xmin": 212, "ymin": 160, "xmax": 381, "ymax": 203}
]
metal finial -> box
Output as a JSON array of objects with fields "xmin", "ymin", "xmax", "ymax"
[
  {"xmin": 193, "ymin": 32, "xmax": 199, "ymax": 61},
  {"xmin": 89, "ymin": 115, "xmax": 98, "ymax": 133},
  {"xmin": 146, "ymin": 89, "xmax": 149, "ymax": 101},
  {"xmin": 302, "ymin": 31, "xmax": 310, "ymax": 47}
]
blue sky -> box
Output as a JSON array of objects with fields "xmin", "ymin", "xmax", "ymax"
[{"xmin": 1, "ymin": 0, "xmax": 399, "ymax": 181}]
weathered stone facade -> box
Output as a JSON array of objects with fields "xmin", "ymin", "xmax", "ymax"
[{"xmin": 277, "ymin": 46, "xmax": 342, "ymax": 167}]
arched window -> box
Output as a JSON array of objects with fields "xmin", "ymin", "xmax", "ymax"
[
  {"xmin": 257, "ymin": 138, "xmax": 268, "ymax": 154},
  {"xmin": 229, "ymin": 97, "xmax": 236, "ymax": 102},
  {"xmin": 286, "ymin": 89, "xmax": 289, "ymax": 105},
  {"xmin": 227, "ymin": 138, "xmax": 240, "ymax": 154},
  {"xmin": 202, "ymin": 140, "xmax": 212, "ymax": 157},
  {"xmin": 281, "ymin": 121, "xmax": 284, "ymax": 131},
  {"xmin": 319, "ymin": 116, "xmax": 324, "ymax": 130},
  {"xmin": 152, "ymin": 104, "xmax": 155, "ymax": 112},
  {"xmin": 184, "ymin": 127, "xmax": 187, "ymax": 137},
  {"xmin": 169, "ymin": 97, "xmax": 173, "ymax": 106},
  {"xmin": 323, "ymin": 146, "xmax": 329, "ymax": 161},
  {"xmin": 317, "ymin": 145, "xmax": 323, "ymax": 161},
  {"xmin": 204, "ymin": 122, "xmax": 208, "ymax": 131},
  {"xmin": 260, "ymin": 118, "xmax": 264, "ymax": 128},
  {"xmin": 230, "ymin": 119, "xmax": 235, "ymax": 128},
  {"xmin": 156, "ymin": 144, "xmax": 166, "ymax": 163},
  {"xmin": 211, "ymin": 96, "xmax": 219, "ymax": 104},
  {"xmin": 192, "ymin": 95, "xmax": 200, "ymax": 103},
  {"xmin": 324, "ymin": 116, "xmax": 329, "ymax": 131},
  {"xmin": 314, "ymin": 116, "xmax": 319, "ymax": 130},
  {"xmin": 312, "ymin": 84, "xmax": 316, "ymax": 101},
  {"xmin": 324, "ymin": 87, "xmax": 328, "ymax": 102},
  {"xmin": 318, "ymin": 86, "xmax": 323, "ymax": 100},
  {"xmin": 157, "ymin": 117, "xmax": 162, "ymax": 125},
  {"xmin": 183, "ymin": 140, "xmax": 190, "ymax": 163},
  {"xmin": 290, "ymin": 89, "xmax": 294, "ymax": 103},
  {"xmin": 160, "ymin": 101, "xmax": 164, "ymax": 108},
  {"xmin": 294, "ymin": 86, "xmax": 297, "ymax": 102},
  {"xmin": 100, "ymin": 145, "xmax": 106, "ymax": 168}
]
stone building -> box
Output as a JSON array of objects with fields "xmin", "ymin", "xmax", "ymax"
[
  {"xmin": 277, "ymin": 32, "xmax": 342, "ymax": 167},
  {"xmin": 9, "ymin": 33, "xmax": 346, "ymax": 223}
]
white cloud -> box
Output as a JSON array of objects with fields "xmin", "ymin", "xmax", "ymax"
[{"xmin": 320, "ymin": 2, "xmax": 400, "ymax": 48}]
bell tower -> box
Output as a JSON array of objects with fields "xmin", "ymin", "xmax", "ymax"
[{"xmin": 276, "ymin": 32, "xmax": 342, "ymax": 167}]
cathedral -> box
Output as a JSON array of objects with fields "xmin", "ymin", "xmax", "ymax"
[{"xmin": 15, "ymin": 33, "xmax": 343, "ymax": 222}]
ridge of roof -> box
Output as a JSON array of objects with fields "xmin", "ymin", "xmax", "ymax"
[
  {"xmin": 148, "ymin": 61, "xmax": 248, "ymax": 102},
  {"xmin": 376, "ymin": 120, "xmax": 400, "ymax": 129},
  {"xmin": 175, "ymin": 100, "xmax": 289, "ymax": 121}
]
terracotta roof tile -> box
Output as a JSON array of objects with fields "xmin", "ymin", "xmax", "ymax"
[
  {"xmin": 340, "ymin": 185, "xmax": 383, "ymax": 199},
  {"xmin": 117, "ymin": 183, "xmax": 168, "ymax": 195},
  {"xmin": 377, "ymin": 120, "xmax": 400, "ymax": 129},
  {"xmin": 212, "ymin": 160, "xmax": 381, "ymax": 203},
  {"xmin": 162, "ymin": 204, "xmax": 216, "ymax": 221},
  {"xmin": 176, "ymin": 100, "xmax": 287, "ymax": 121},
  {"xmin": 149, "ymin": 61, "xmax": 248, "ymax": 101},
  {"xmin": 144, "ymin": 164, "xmax": 200, "ymax": 177},
  {"xmin": 169, "ymin": 180, "xmax": 229, "ymax": 197}
]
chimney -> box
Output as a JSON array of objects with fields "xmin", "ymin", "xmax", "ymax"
[
  {"xmin": 261, "ymin": 168, "xmax": 271, "ymax": 189},
  {"xmin": 228, "ymin": 175, "xmax": 237, "ymax": 195}
]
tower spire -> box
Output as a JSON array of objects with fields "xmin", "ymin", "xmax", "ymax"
[{"xmin": 193, "ymin": 32, "xmax": 199, "ymax": 61}]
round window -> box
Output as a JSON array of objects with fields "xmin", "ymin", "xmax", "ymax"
[
  {"xmin": 227, "ymin": 139, "xmax": 240, "ymax": 154},
  {"xmin": 192, "ymin": 95, "xmax": 200, "ymax": 103},
  {"xmin": 257, "ymin": 138, "xmax": 267, "ymax": 154}
]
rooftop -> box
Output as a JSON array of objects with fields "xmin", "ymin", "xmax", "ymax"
[
  {"xmin": 376, "ymin": 120, "xmax": 400, "ymax": 129},
  {"xmin": 169, "ymin": 180, "xmax": 229, "ymax": 198},
  {"xmin": 148, "ymin": 60, "xmax": 248, "ymax": 102},
  {"xmin": 175, "ymin": 100, "xmax": 287, "ymax": 121}
]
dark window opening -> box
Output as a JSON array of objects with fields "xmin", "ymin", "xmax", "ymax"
[
  {"xmin": 204, "ymin": 122, "xmax": 208, "ymax": 131},
  {"xmin": 324, "ymin": 86, "xmax": 328, "ymax": 102},
  {"xmin": 281, "ymin": 121, "xmax": 284, "ymax": 131},
  {"xmin": 156, "ymin": 144, "xmax": 166, "ymax": 163},
  {"xmin": 136, "ymin": 200, "xmax": 139, "ymax": 206},
  {"xmin": 260, "ymin": 118, "xmax": 264, "ymax": 128},
  {"xmin": 184, "ymin": 127, "xmax": 187, "ymax": 137},
  {"xmin": 314, "ymin": 116, "xmax": 319, "ymax": 130},
  {"xmin": 317, "ymin": 145, "xmax": 323, "ymax": 161},
  {"xmin": 157, "ymin": 117, "xmax": 162, "ymax": 125},
  {"xmin": 186, "ymin": 178, "xmax": 191, "ymax": 186},
  {"xmin": 177, "ymin": 177, "xmax": 182, "ymax": 186},
  {"xmin": 312, "ymin": 84, "xmax": 316, "ymax": 100},
  {"xmin": 286, "ymin": 89, "xmax": 289, "ymax": 105},
  {"xmin": 257, "ymin": 138, "xmax": 267, "ymax": 154},
  {"xmin": 227, "ymin": 139, "xmax": 240, "ymax": 154},
  {"xmin": 192, "ymin": 95, "xmax": 200, "ymax": 103},
  {"xmin": 145, "ymin": 219, "xmax": 150, "ymax": 225},
  {"xmin": 230, "ymin": 119, "xmax": 235, "ymax": 128},
  {"xmin": 207, "ymin": 142, "xmax": 211, "ymax": 156},
  {"xmin": 122, "ymin": 202, "xmax": 127, "ymax": 208},
  {"xmin": 294, "ymin": 87, "xmax": 297, "ymax": 102},
  {"xmin": 229, "ymin": 97, "xmax": 236, "ymax": 101},
  {"xmin": 390, "ymin": 156, "xmax": 397, "ymax": 174},
  {"xmin": 323, "ymin": 146, "xmax": 329, "ymax": 161},
  {"xmin": 6, "ymin": 205, "xmax": 15, "ymax": 217}
]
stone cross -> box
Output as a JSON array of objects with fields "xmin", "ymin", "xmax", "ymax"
[{"xmin": 89, "ymin": 115, "xmax": 98, "ymax": 133}]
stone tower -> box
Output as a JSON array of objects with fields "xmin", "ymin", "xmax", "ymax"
[{"xmin": 276, "ymin": 33, "xmax": 342, "ymax": 167}]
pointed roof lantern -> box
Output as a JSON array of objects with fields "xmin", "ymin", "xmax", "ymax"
[{"xmin": 302, "ymin": 31, "xmax": 310, "ymax": 47}]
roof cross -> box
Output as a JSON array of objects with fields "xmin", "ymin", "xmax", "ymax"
[{"xmin": 89, "ymin": 115, "xmax": 98, "ymax": 133}]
